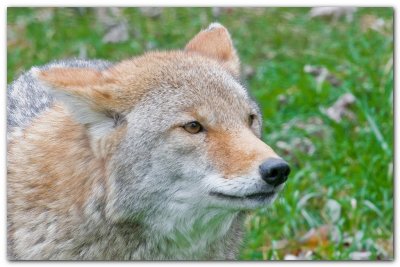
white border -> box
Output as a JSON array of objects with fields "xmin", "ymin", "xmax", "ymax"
[{"xmin": 1, "ymin": 1, "xmax": 397, "ymax": 266}]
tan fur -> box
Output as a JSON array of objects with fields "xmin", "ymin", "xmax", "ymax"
[
  {"xmin": 185, "ymin": 24, "xmax": 240, "ymax": 78},
  {"xmin": 207, "ymin": 128, "xmax": 278, "ymax": 178},
  {"xmin": 8, "ymin": 104, "xmax": 108, "ymax": 214},
  {"xmin": 38, "ymin": 67, "xmax": 108, "ymax": 87},
  {"xmin": 92, "ymin": 123, "xmax": 127, "ymax": 159},
  {"xmin": 38, "ymin": 50, "xmax": 239, "ymax": 114}
]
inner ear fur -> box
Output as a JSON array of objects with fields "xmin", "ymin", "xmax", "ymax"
[
  {"xmin": 33, "ymin": 66, "xmax": 127, "ymax": 157},
  {"xmin": 185, "ymin": 23, "xmax": 240, "ymax": 78},
  {"xmin": 33, "ymin": 67, "xmax": 120, "ymax": 112}
]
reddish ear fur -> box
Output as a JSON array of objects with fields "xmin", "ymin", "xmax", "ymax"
[
  {"xmin": 34, "ymin": 67, "xmax": 121, "ymax": 112},
  {"xmin": 185, "ymin": 23, "xmax": 240, "ymax": 78},
  {"xmin": 34, "ymin": 67, "xmax": 126, "ymax": 153},
  {"xmin": 37, "ymin": 67, "xmax": 105, "ymax": 87}
]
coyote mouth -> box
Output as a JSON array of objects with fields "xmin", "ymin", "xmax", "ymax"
[{"xmin": 209, "ymin": 191, "xmax": 276, "ymax": 201}]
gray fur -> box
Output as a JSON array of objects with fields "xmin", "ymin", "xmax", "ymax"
[{"xmin": 7, "ymin": 58, "xmax": 111, "ymax": 131}]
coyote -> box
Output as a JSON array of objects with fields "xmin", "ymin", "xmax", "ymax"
[{"xmin": 7, "ymin": 23, "xmax": 290, "ymax": 260}]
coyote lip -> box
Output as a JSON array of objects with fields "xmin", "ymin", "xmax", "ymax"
[{"xmin": 209, "ymin": 191, "xmax": 276, "ymax": 201}]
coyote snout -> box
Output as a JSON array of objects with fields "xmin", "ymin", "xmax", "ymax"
[
  {"xmin": 7, "ymin": 22, "xmax": 290, "ymax": 260},
  {"xmin": 202, "ymin": 124, "xmax": 289, "ymax": 209}
]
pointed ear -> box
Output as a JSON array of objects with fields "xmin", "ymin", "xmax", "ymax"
[
  {"xmin": 33, "ymin": 67, "xmax": 118, "ymax": 114},
  {"xmin": 185, "ymin": 23, "xmax": 240, "ymax": 78},
  {"xmin": 32, "ymin": 67, "xmax": 124, "ymax": 147}
]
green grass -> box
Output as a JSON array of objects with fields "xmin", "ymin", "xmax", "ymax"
[{"xmin": 7, "ymin": 7, "xmax": 393, "ymax": 260}]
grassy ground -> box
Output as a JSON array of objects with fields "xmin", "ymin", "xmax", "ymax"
[{"xmin": 7, "ymin": 7, "xmax": 393, "ymax": 260}]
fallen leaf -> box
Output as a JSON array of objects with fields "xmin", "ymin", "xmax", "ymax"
[
  {"xmin": 139, "ymin": 7, "xmax": 163, "ymax": 18},
  {"xmin": 242, "ymin": 64, "xmax": 256, "ymax": 79},
  {"xmin": 322, "ymin": 93, "xmax": 356, "ymax": 123},
  {"xmin": 281, "ymin": 116, "xmax": 326, "ymax": 134},
  {"xmin": 323, "ymin": 199, "xmax": 341, "ymax": 223},
  {"xmin": 211, "ymin": 7, "xmax": 235, "ymax": 18},
  {"xmin": 145, "ymin": 41, "xmax": 157, "ymax": 50},
  {"xmin": 272, "ymin": 239, "xmax": 289, "ymax": 250},
  {"xmin": 277, "ymin": 94, "xmax": 288, "ymax": 106},
  {"xmin": 297, "ymin": 192, "xmax": 321, "ymax": 209},
  {"xmin": 284, "ymin": 254, "xmax": 298, "ymax": 260},
  {"xmin": 304, "ymin": 64, "xmax": 342, "ymax": 87},
  {"xmin": 95, "ymin": 8, "xmax": 130, "ymax": 44},
  {"xmin": 330, "ymin": 226, "xmax": 341, "ymax": 244},
  {"xmin": 292, "ymin": 137, "xmax": 316, "ymax": 156},
  {"xmin": 375, "ymin": 237, "xmax": 394, "ymax": 259},
  {"xmin": 349, "ymin": 251, "xmax": 372, "ymax": 260},
  {"xmin": 102, "ymin": 22, "xmax": 129, "ymax": 44},
  {"xmin": 284, "ymin": 250, "xmax": 313, "ymax": 260},
  {"xmin": 299, "ymin": 225, "xmax": 331, "ymax": 249},
  {"xmin": 7, "ymin": 22, "xmax": 29, "ymax": 48},
  {"xmin": 95, "ymin": 7, "xmax": 124, "ymax": 28},
  {"xmin": 351, "ymin": 198, "xmax": 357, "ymax": 209},
  {"xmin": 276, "ymin": 138, "xmax": 316, "ymax": 157},
  {"xmin": 309, "ymin": 7, "xmax": 358, "ymax": 22},
  {"xmin": 78, "ymin": 43, "xmax": 87, "ymax": 59},
  {"xmin": 304, "ymin": 64, "xmax": 329, "ymax": 84},
  {"xmin": 35, "ymin": 8, "xmax": 54, "ymax": 22},
  {"xmin": 361, "ymin": 15, "xmax": 386, "ymax": 33}
]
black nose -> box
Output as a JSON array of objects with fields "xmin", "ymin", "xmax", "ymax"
[{"xmin": 259, "ymin": 158, "xmax": 290, "ymax": 186}]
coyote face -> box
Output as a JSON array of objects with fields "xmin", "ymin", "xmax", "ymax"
[
  {"xmin": 109, "ymin": 56, "xmax": 289, "ymax": 218},
  {"xmin": 98, "ymin": 25, "xmax": 290, "ymax": 233},
  {"xmin": 8, "ymin": 22, "xmax": 290, "ymax": 260}
]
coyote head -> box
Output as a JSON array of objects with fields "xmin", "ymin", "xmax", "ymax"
[{"xmin": 35, "ymin": 23, "xmax": 290, "ymax": 228}]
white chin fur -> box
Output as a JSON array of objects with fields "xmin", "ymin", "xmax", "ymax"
[{"xmin": 202, "ymin": 173, "xmax": 283, "ymax": 210}]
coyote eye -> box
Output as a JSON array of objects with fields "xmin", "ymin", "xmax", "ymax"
[
  {"xmin": 249, "ymin": 114, "xmax": 256, "ymax": 127},
  {"xmin": 183, "ymin": 121, "xmax": 203, "ymax": 134}
]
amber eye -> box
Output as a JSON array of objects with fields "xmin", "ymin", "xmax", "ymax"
[
  {"xmin": 183, "ymin": 121, "xmax": 203, "ymax": 134},
  {"xmin": 249, "ymin": 114, "xmax": 256, "ymax": 127}
]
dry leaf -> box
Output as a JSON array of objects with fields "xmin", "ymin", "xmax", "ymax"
[
  {"xmin": 277, "ymin": 94, "xmax": 289, "ymax": 106},
  {"xmin": 272, "ymin": 239, "xmax": 289, "ymax": 250},
  {"xmin": 211, "ymin": 7, "xmax": 235, "ymax": 18},
  {"xmin": 277, "ymin": 137, "xmax": 316, "ymax": 157},
  {"xmin": 324, "ymin": 199, "xmax": 341, "ymax": 223},
  {"xmin": 102, "ymin": 22, "xmax": 129, "ymax": 44},
  {"xmin": 361, "ymin": 15, "xmax": 386, "ymax": 33},
  {"xmin": 299, "ymin": 225, "xmax": 331, "ymax": 248},
  {"xmin": 284, "ymin": 254, "xmax": 298, "ymax": 260},
  {"xmin": 281, "ymin": 117, "xmax": 326, "ymax": 138},
  {"xmin": 375, "ymin": 237, "xmax": 394, "ymax": 259},
  {"xmin": 284, "ymin": 250, "xmax": 313, "ymax": 260},
  {"xmin": 78, "ymin": 44, "xmax": 87, "ymax": 59},
  {"xmin": 242, "ymin": 64, "xmax": 256, "ymax": 79},
  {"xmin": 322, "ymin": 93, "xmax": 356, "ymax": 123},
  {"xmin": 139, "ymin": 7, "xmax": 163, "ymax": 18},
  {"xmin": 294, "ymin": 138, "xmax": 315, "ymax": 155},
  {"xmin": 349, "ymin": 251, "xmax": 372, "ymax": 260},
  {"xmin": 304, "ymin": 64, "xmax": 342, "ymax": 87},
  {"xmin": 351, "ymin": 198, "xmax": 357, "ymax": 209},
  {"xmin": 95, "ymin": 8, "xmax": 130, "ymax": 44},
  {"xmin": 276, "ymin": 138, "xmax": 316, "ymax": 166},
  {"xmin": 95, "ymin": 7, "xmax": 124, "ymax": 28},
  {"xmin": 36, "ymin": 8, "xmax": 54, "ymax": 22},
  {"xmin": 309, "ymin": 7, "xmax": 358, "ymax": 22}
]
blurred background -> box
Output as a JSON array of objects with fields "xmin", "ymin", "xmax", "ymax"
[{"xmin": 7, "ymin": 7, "xmax": 393, "ymax": 260}]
